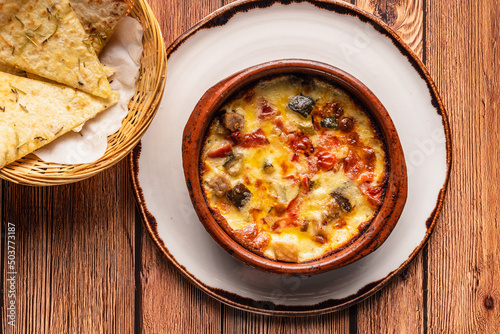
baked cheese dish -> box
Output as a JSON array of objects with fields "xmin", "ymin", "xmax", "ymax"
[{"xmin": 201, "ymin": 75, "xmax": 388, "ymax": 263}]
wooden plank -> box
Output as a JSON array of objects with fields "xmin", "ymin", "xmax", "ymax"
[
  {"xmin": 137, "ymin": 1, "xmax": 223, "ymax": 333},
  {"xmin": 425, "ymin": 0, "xmax": 500, "ymax": 332},
  {"xmin": 355, "ymin": 0, "xmax": 423, "ymax": 56},
  {"xmin": 138, "ymin": 231, "xmax": 222, "ymax": 333},
  {"xmin": 1, "ymin": 161, "xmax": 136, "ymax": 333},
  {"xmin": 354, "ymin": 0, "xmax": 425, "ymax": 333},
  {"xmin": 223, "ymin": 308, "xmax": 349, "ymax": 334}
]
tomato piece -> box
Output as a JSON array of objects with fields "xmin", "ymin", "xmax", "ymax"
[
  {"xmin": 300, "ymin": 175, "xmax": 310, "ymax": 190},
  {"xmin": 291, "ymin": 153, "xmax": 299, "ymax": 162},
  {"xmin": 358, "ymin": 171, "xmax": 374, "ymax": 182},
  {"xmin": 316, "ymin": 150, "xmax": 338, "ymax": 170},
  {"xmin": 360, "ymin": 182, "xmax": 385, "ymax": 206},
  {"xmin": 239, "ymin": 129, "xmax": 270, "ymax": 148},
  {"xmin": 307, "ymin": 156, "xmax": 318, "ymax": 176},
  {"xmin": 286, "ymin": 197, "xmax": 301, "ymax": 216},
  {"xmin": 334, "ymin": 220, "xmax": 347, "ymax": 229},
  {"xmin": 288, "ymin": 132, "xmax": 314, "ymax": 154},
  {"xmin": 273, "ymin": 117, "xmax": 290, "ymax": 134},
  {"xmin": 286, "ymin": 178, "xmax": 310, "ymax": 216},
  {"xmin": 343, "ymin": 150, "xmax": 364, "ymax": 179},
  {"xmin": 206, "ymin": 143, "xmax": 232, "ymax": 158},
  {"xmin": 316, "ymin": 134, "xmax": 340, "ymax": 151},
  {"xmin": 226, "ymin": 131, "xmax": 241, "ymax": 145},
  {"xmin": 258, "ymin": 100, "xmax": 277, "ymax": 120}
]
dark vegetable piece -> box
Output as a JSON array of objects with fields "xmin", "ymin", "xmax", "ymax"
[
  {"xmin": 320, "ymin": 116, "xmax": 339, "ymax": 129},
  {"xmin": 339, "ymin": 117, "xmax": 354, "ymax": 132},
  {"xmin": 222, "ymin": 112, "xmax": 245, "ymax": 132},
  {"xmin": 287, "ymin": 95, "xmax": 315, "ymax": 117},
  {"xmin": 361, "ymin": 147, "xmax": 376, "ymax": 171},
  {"xmin": 331, "ymin": 192, "xmax": 352, "ymax": 213},
  {"xmin": 227, "ymin": 183, "xmax": 252, "ymax": 209}
]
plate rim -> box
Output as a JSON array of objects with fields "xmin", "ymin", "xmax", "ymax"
[{"xmin": 130, "ymin": 0, "xmax": 452, "ymax": 316}]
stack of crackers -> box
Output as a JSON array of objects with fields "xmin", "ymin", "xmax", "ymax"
[{"xmin": 0, "ymin": 0, "xmax": 129, "ymax": 169}]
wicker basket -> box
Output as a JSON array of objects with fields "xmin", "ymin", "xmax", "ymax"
[{"xmin": 0, "ymin": 0, "xmax": 166, "ymax": 186}]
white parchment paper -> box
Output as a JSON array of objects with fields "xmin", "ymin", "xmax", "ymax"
[{"xmin": 35, "ymin": 17, "xmax": 143, "ymax": 164}]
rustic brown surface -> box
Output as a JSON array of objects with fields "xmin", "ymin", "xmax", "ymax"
[
  {"xmin": 2, "ymin": 161, "xmax": 136, "ymax": 333},
  {"xmin": 2, "ymin": 0, "xmax": 498, "ymax": 333},
  {"xmin": 425, "ymin": 0, "xmax": 500, "ymax": 332}
]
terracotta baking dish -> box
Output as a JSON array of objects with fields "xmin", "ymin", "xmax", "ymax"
[{"xmin": 182, "ymin": 59, "xmax": 407, "ymax": 275}]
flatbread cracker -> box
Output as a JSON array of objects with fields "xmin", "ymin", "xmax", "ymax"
[
  {"xmin": 69, "ymin": 0, "xmax": 130, "ymax": 55},
  {"xmin": 0, "ymin": 71, "xmax": 119, "ymax": 168},
  {"xmin": 0, "ymin": 0, "xmax": 113, "ymax": 98}
]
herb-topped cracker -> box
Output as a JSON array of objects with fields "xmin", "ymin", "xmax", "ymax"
[
  {"xmin": 69, "ymin": 0, "xmax": 130, "ymax": 55},
  {"xmin": 0, "ymin": 71, "xmax": 119, "ymax": 168},
  {"xmin": 0, "ymin": 0, "xmax": 113, "ymax": 98}
]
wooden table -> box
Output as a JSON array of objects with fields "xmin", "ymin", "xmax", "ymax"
[{"xmin": 2, "ymin": 0, "xmax": 499, "ymax": 332}]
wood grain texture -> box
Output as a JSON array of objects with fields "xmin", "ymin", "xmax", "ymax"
[
  {"xmin": 425, "ymin": 0, "xmax": 500, "ymax": 332},
  {"xmin": 223, "ymin": 307, "xmax": 349, "ymax": 334},
  {"xmin": 353, "ymin": 1, "xmax": 426, "ymax": 333},
  {"xmin": 137, "ymin": 1, "xmax": 223, "ymax": 333},
  {"xmin": 1, "ymin": 161, "xmax": 136, "ymax": 333},
  {"xmin": 355, "ymin": 0, "xmax": 423, "ymax": 56},
  {"xmin": 138, "ymin": 232, "xmax": 221, "ymax": 333}
]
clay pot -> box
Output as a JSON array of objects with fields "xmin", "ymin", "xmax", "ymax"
[{"xmin": 182, "ymin": 59, "xmax": 407, "ymax": 275}]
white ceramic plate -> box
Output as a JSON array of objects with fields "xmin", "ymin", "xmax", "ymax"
[{"xmin": 131, "ymin": 0, "xmax": 451, "ymax": 315}]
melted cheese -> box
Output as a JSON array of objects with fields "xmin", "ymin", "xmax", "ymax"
[{"xmin": 202, "ymin": 75, "xmax": 387, "ymax": 263}]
